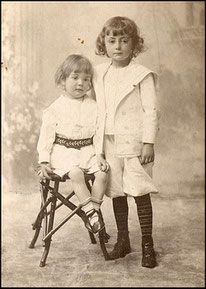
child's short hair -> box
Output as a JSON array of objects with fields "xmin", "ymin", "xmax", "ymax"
[
  {"xmin": 55, "ymin": 54, "xmax": 94, "ymax": 86},
  {"xmin": 95, "ymin": 16, "xmax": 145, "ymax": 58}
]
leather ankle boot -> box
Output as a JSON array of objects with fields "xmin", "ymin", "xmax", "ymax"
[
  {"xmin": 109, "ymin": 231, "xmax": 131, "ymax": 260},
  {"xmin": 142, "ymin": 236, "xmax": 156, "ymax": 268}
]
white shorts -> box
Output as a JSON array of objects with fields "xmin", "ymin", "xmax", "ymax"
[
  {"xmin": 104, "ymin": 135, "xmax": 158, "ymax": 198},
  {"xmin": 50, "ymin": 144, "xmax": 100, "ymax": 177}
]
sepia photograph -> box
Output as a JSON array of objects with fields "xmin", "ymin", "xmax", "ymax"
[{"xmin": 2, "ymin": 1, "xmax": 205, "ymax": 287}]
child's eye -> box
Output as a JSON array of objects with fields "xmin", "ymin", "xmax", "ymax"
[
  {"xmin": 72, "ymin": 76, "xmax": 78, "ymax": 80},
  {"xmin": 121, "ymin": 39, "xmax": 128, "ymax": 43},
  {"xmin": 109, "ymin": 40, "xmax": 115, "ymax": 44}
]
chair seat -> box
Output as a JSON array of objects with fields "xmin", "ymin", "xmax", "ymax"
[{"xmin": 37, "ymin": 167, "xmax": 95, "ymax": 183}]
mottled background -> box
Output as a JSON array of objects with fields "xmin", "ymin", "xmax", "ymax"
[
  {"xmin": 2, "ymin": 2, "xmax": 205, "ymax": 287},
  {"xmin": 2, "ymin": 1, "xmax": 204, "ymax": 196}
]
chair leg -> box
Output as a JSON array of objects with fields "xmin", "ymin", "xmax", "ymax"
[
  {"xmin": 29, "ymin": 181, "xmax": 50, "ymax": 249},
  {"xmin": 42, "ymin": 207, "xmax": 48, "ymax": 247},
  {"xmin": 29, "ymin": 225, "xmax": 42, "ymax": 249},
  {"xmin": 88, "ymin": 231, "xmax": 97, "ymax": 244},
  {"xmin": 98, "ymin": 210, "xmax": 110, "ymax": 243},
  {"xmin": 39, "ymin": 193, "xmax": 57, "ymax": 267},
  {"xmin": 29, "ymin": 208, "xmax": 44, "ymax": 248},
  {"xmin": 97, "ymin": 210, "xmax": 110, "ymax": 260},
  {"xmin": 98, "ymin": 230, "xmax": 110, "ymax": 260}
]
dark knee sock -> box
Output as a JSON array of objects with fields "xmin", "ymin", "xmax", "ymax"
[
  {"xmin": 134, "ymin": 194, "xmax": 153, "ymax": 238},
  {"xmin": 113, "ymin": 196, "xmax": 129, "ymax": 232}
]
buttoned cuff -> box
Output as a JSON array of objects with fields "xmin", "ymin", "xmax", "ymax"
[{"xmin": 142, "ymin": 132, "xmax": 156, "ymax": 144}]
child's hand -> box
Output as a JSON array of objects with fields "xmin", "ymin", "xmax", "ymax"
[
  {"xmin": 38, "ymin": 162, "xmax": 53, "ymax": 180},
  {"xmin": 139, "ymin": 143, "xmax": 154, "ymax": 165},
  {"xmin": 96, "ymin": 154, "xmax": 110, "ymax": 172}
]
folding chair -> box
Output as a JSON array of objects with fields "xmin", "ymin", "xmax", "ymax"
[{"xmin": 29, "ymin": 172, "xmax": 110, "ymax": 267}]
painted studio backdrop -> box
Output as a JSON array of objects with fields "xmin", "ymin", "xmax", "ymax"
[{"xmin": 2, "ymin": 1, "xmax": 205, "ymax": 197}]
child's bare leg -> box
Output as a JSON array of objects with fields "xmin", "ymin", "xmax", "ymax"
[
  {"xmin": 81, "ymin": 170, "xmax": 108, "ymax": 233},
  {"xmin": 92, "ymin": 170, "xmax": 108, "ymax": 211},
  {"xmin": 68, "ymin": 168, "xmax": 91, "ymax": 202},
  {"xmin": 68, "ymin": 168, "xmax": 101, "ymax": 231}
]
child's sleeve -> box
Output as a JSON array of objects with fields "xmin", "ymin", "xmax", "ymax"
[
  {"xmin": 37, "ymin": 108, "xmax": 56, "ymax": 163},
  {"xmin": 93, "ymin": 115, "xmax": 100, "ymax": 154},
  {"xmin": 140, "ymin": 73, "xmax": 160, "ymax": 144},
  {"xmin": 93, "ymin": 104, "xmax": 104, "ymax": 155}
]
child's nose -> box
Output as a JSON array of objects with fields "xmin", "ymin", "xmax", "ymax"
[
  {"xmin": 115, "ymin": 41, "xmax": 121, "ymax": 50},
  {"xmin": 77, "ymin": 78, "xmax": 83, "ymax": 85}
]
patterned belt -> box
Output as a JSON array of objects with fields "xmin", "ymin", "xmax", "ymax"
[{"xmin": 54, "ymin": 134, "xmax": 93, "ymax": 150}]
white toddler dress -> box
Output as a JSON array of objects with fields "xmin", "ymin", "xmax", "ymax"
[{"xmin": 37, "ymin": 94, "xmax": 99, "ymax": 177}]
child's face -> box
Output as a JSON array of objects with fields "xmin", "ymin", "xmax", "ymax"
[
  {"xmin": 63, "ymin": 71, "xmax": 92, "ymax": 99},
  {"xmin": 105, "ymin": 31, "xmax": 133, "ymax": 65}
]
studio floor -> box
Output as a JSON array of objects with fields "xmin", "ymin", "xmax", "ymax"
[{"xmin": 2, "ymin": 187, "xmax": 205, "ymax": 287}]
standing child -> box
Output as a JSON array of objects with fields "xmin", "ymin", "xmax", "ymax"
[
  {"xmin": 37, "ymin": 54, "xmax": 109, "ymax": 234},
  {"xmin": 94, "ymin": 16, "xmax": 160, "ymax": 267}
]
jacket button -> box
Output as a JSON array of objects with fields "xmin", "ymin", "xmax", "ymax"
[
  {"xmin": 122, "ymin": 111, "xmax": 126, "ymax": 115},
  {"xmin": 126, "ymin": 141, "xmax": 130, "ymax": 144}
]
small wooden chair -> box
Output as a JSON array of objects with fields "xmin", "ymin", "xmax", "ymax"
[{"xmin": 29, "ymin": 172, "xmax": 110, "ymax": 267}]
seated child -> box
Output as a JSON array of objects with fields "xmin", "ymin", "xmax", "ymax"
[{"xmin": 37, "ymin": 54, "xmax": 109, "ymax": 233}]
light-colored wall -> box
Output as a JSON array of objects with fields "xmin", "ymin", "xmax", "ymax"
[{"xmin": 2, "ymin": 1, "xmax": 205, "ymax": 195}]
